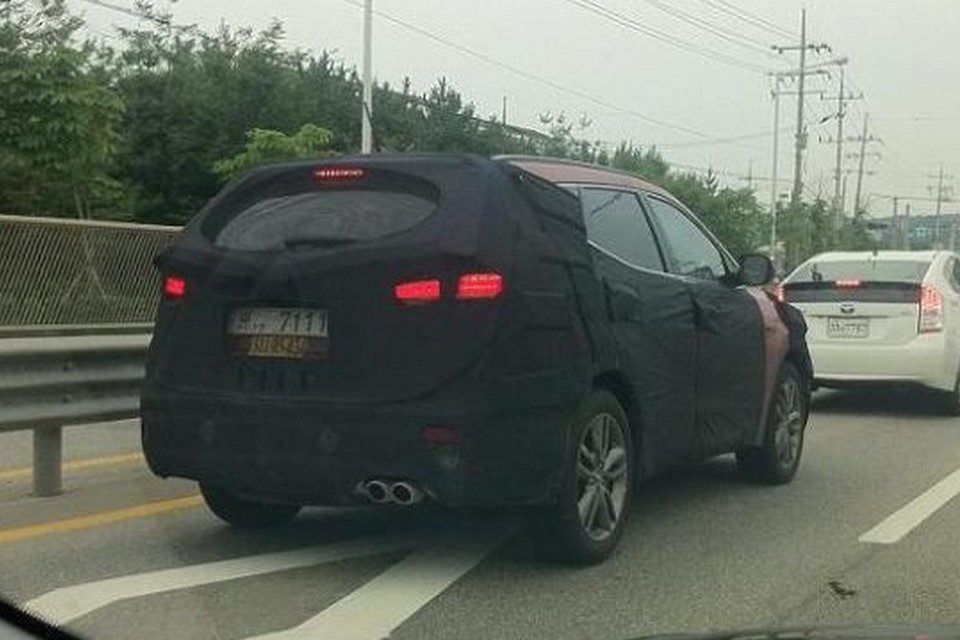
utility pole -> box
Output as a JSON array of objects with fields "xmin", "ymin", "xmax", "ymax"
[
  {"xmin": 935, "ymin": 166, "xmax": 945, "ymax": 247},
  {"xmin": 360, "ymin": 0, "xmax": 373, "ymax": 153},
  {"xmin": 841, "ymin": 173, "xmax": 850, "ymax": 212},
  {"xmin": 768, "ymin": 72, "xmax": 827, "ymax": 261},
  {"xmin": 845, "ymin": 167, "xmax": 875, "ymax": 208},
  {"xmin": 502, "ymin": 96, "xmax": 508, "ymax": 125},
  {"xmin": 834, "ymin": 64, "xmax": 845, "ymax": 219},
  {"xmin": 905, "ymin": 203, "xmax": 911, "ymax": 249},
  {"xmin": 892, "ymin": 196, "xmax": 899, "ymax": 248},
  {"xmin": 853, "ymin": 115, "xmax": 868, "ymax": 218},
  {"xmin": 772, "ymin": 10, "xmax": 831, "ymax": 208},
  {"xmin": 926, "ymin": 166, "xmax": 954, "ymax": 248},
  {"xmin": 791, "ymin": 9, "xmax": 806, "ymax": 208},
  {"xmin": 847, "ymin": 114, "xmax": 881, "ymax": 218},
  {"xmin": 818, "ymin": 59, "xmax": 861, "ymax": 228},
  {"xmin": 769, "ymin": 78, "xmax": 781, "ymax": 256}
]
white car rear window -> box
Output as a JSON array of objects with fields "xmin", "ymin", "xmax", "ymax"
[{"xmin": 789, "ymin": 260, "xmax": 931, "ymax": 284}]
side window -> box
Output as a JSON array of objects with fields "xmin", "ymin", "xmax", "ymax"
[
  {"xmin": 951, "ymin": 259, "xmax": 960, "ymax": 292},
  {"xmin": 646, "ymin": 197, "xmax": 727, "ymax": 281},
  {"xmin": 580, "ymin": 188, "xmax": 664, "ymax": 272}
]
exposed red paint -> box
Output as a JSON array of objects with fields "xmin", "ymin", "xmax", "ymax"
[
  {"xmin": 746, "ymin": 288, "xmax": 790, "ymax": 429},
  {"xmin": 505, "ymin": 158, "xmax": 679, "ymax": 204}
]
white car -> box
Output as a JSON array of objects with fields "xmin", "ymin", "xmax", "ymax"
[{"xmin": 781, "ymin": 250, "xmax": 960, "ymax": 413}]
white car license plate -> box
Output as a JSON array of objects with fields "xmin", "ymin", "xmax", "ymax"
[
  {"xmin": 827, "ymin": 317, "xmax": 869, "ymax": 339},
  {"xmin": 229, "ymin": 307, "xmax": 328, "ymax": 338}
]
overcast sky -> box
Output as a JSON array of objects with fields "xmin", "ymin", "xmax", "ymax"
[{"xmin": 70, "ymin": 0, "xmax": 960, "ymax": 218}]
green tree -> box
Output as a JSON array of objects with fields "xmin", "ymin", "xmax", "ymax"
[
  {"xmin": 609, "ymin": 143, "xmax": 670, "ymax": 182},
  {"xmin": 607, "ymin": 144, "xmax": 769, "ymax": 258},
  {"xmin": 0, "ymin": 0, "xmax": 124, "ymax": 218},
  {"xmin": 538, "ymin": 112, "xmax": 604, "ymax": 162},
  {"xmin": 110, "ymin": 14, "xmax": 327, "ymax": 222},
  {"xmin": 663, "ymin": 171, "xmax": 769, "ymax": 259},
  {"xmin": 212, "ymin": 124, "xmax": 335, "ymax": 182},
  {"xmin": 839, "ymin": 212, "xmax": 879, "ymax": 251},
  {"xmin": 779, "ymin": 199, "xmax": 839, "ymax": 268},
  {"xmin": 0, "ymin": 0, "xmax": 810, "ymax": 253}
]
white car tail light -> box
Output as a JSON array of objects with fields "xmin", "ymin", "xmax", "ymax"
[{"xmin": 919, "ymin": 285, "xmax": 944, "ymax": 333}]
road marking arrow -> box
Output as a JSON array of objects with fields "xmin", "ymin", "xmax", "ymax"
[
  {"xmin": 245, "ymin": 524, "xmax": 514, "ymax": 640},
  {"xmin": 23, "ymin": 531, "xmax": 425, "ymax": 626}
]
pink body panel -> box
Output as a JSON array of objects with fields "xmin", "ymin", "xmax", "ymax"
[{"xmin": 746, "ymin": 288, "xmax": 790, "ymax": 428}]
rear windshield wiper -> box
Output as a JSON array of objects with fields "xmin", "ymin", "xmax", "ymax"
[{"xmin": 283, "ymin": 237, "xmax": 358, "ymax": 248}]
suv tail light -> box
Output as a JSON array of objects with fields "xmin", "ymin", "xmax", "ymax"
[
  {"xmin": 456, "ymin": 273, "xmax": 503, "ymax": 300},
  {"xmin": 314, "ymin": 166, "xmax": 365, "ymax": 183},
  {"xmin": 394, "ymin": 272, "xmax": 503, "ymax": 304},
  {"xmin": 394, "ymin": 279, "xmax": 441, "ymax": 304},
  {"xmin": 162, "ymin": 275, "xmax": 187, "ymax": 300},
  {"xmin": 919, "ymin": 285, "xmax": 944, "ymax": 333}
]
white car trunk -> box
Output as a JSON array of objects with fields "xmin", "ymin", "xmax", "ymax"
[{"xmin": 793, "ymin": 298, "xmax": 919, "ymax": 346}]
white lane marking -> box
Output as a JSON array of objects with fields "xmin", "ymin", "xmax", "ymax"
[
  {"xmin": 23, "ymin": 532, "xmax": 423, "ymax": 626},
  {"xmin": 859, "ymin": 466, "xmax": 960, "ymax": 544},
  {"xmin": 246, "ymin": 525, "xmax": 512, "ymax": 640}
]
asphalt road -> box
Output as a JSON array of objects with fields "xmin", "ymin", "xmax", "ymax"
[{"xmin": 3, "ymin": 389, "xmax": 960, "ymax": 640}]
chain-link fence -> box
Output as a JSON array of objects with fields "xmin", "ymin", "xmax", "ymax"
[{"xmin": 0, "ymin": 215, "xmax": 182, "ymax": 327}]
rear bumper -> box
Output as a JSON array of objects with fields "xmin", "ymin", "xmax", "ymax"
[
  {"xmin": 141, "ymin": 385, "xmax": 570, "ymax": 508},
  {"xmin": 810, "ymin": 332, "xmax": 956, "ymax": 391}
]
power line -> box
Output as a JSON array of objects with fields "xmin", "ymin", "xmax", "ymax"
[
  {"xmin": 873, "ymin": 116, "xmax": 960, "ymax": 122},
  {"xmin": 843, "ymin": 71, "xmax": 921, "ymax": 184},
  {"xmin": 340, "ymin": 0, "xmax": 763, "ymax": 145},
  {"xmin": 698, "ymin": 0, "xmax": 794, "ymax": 39},
  {"xmin": 559, "ymin": 0, "xmax": 770, "ymax": 73},
  {"xmin": 77, "ymin": 0, "xmax": 142, "ymax": 20},
  {"xmin": 656, "ymin": 128, "xmax": 788, "ymax": 149},
  {"xmin": 82, "ymin": 0, "xmax": 773, "ymax": 152},
  {"xmin": 633, "ymin": 0, "xmax": 781, "ymax": 58},
  {"xmin": 845, "ymin": 71, "xmax": 928, "ymax": 182}
]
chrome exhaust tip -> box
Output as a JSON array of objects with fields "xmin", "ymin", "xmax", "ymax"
[
  {"xmin": 390, "ymin": 481, "xmax": 424, "ymax": 506},
  {"xmin": 363, "ymin": 480, "xmax": 391, "ymax": 504}
]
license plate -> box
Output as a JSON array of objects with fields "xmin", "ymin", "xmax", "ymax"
[
  {"xmin": 229, "ymin": 308, "xmax": 328, "ymax": 359},
  {"xmin": 827, "ymin": 317, "xmax": 870, "ymax": 339},
  {"xmin": 229, "ymin": 308, "xmax": 328, "ymax": 338},
  {"xmin": 231, "ymin": 334, "xmax": 328, "ymax": 359}
]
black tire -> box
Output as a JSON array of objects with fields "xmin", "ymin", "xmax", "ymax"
[
  {"xmin": 200, "ymin": 483, "xmax": 301, "ymax": 528},
  {"xmin": 543, "ymin": 390, "xmax": 634, "ymax": 564},
  {"xmin": 737, "ymin": 361, "xmax": 808, "ymax": 485}
]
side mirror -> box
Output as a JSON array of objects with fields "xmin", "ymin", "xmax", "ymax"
[{"xmin": 738, "ymin": 253, "xmax": 775, "ymax": 286}]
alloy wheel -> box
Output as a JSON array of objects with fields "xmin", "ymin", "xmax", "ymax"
[
  {"xmin": 575, "ymin": 413, "xmax": 629, "ymax": 541},
  {"xmin": 773, "ymin": 375, "xmax": 804, "ymax": 468}
]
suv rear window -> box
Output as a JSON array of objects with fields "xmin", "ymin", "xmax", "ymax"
[
  {"xmin": 789, "ymin": 259, "xmax": 931, "ymax": 284},
  {"xmin": 205, "ymin": 168, "xmax": 440, "ymax": 251},
  {"xmin": 214, "ymin": 190, "xmax": 437, "ymax": 251}
]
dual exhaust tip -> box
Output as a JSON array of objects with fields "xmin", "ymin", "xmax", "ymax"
[{"xmin": 361, "ymin": 479, "xmax": 424, "ymax": 506}]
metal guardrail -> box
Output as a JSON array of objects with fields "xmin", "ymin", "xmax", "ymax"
[
  {"xmin": 0, "ymin": 332, "xmax": 151, "ymax": 496},
  {"xmin": 0, "ymin": 215, "xmax": 181, "ymax": 327}
]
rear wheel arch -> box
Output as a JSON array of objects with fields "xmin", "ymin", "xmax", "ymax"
[{"xmin": 591, "ymin": 370, "xmax": 644, "ymax": 479}]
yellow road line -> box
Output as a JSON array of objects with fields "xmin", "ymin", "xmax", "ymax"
[
  {"xmin": 0, "ymin": 452, "xmax": 144, "ymax": 482},
  {"xmin": 0, "ymin": 494, "xmax": 203, "ymax": 545}
]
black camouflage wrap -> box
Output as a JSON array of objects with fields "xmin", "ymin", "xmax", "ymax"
[{"xmin": 142, "ymin": 154, "xmax": 803, "ymax": 507}]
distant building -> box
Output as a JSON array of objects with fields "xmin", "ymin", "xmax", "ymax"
[{"xmin": 867, "ymin": 212, "xmax": 960, "ymax": 250}]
